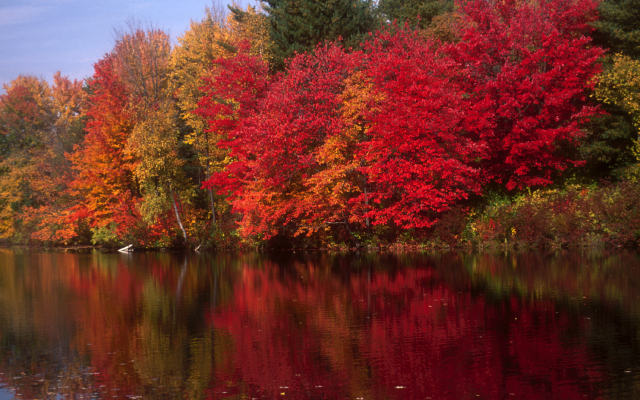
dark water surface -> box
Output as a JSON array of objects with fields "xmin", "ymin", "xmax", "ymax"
[{"xmin": 1, "ymin": 250, "xmax": 640, "ymax": 399}]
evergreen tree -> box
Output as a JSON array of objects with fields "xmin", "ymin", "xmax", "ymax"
[
  {"xmin": 576, "ymin": 0, "xmax": 640, "ymax": 180},
  {"xmin": 592, "ymin": 0, "xmax": 640, "ymax": 58},
  {"xmin": 576, "ymin": 111, "xmax": 637, "ymax": 180},
  {"xmin": 261, "ymin": 0, "xmax": 378, "ymax": 70}
]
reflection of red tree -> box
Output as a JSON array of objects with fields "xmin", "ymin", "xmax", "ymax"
[
  {"xmin": 209, "ymin": 266, "xmax": 350, "ymax": 398},
  {"xmin": 68, "ymin": 259, "xmax": 146, "ymax": 396},
  {"xmin": 65, "ymin": 254, "xmax": 213, "ymax": 398},
  {"xmin": 209, "ymin": 261, "xmax": 605, "ymax": 400},
  {"xmin": 0, "ymin": 252, "xmax": 618, "ymax": 399},
  {"xmin": 363, "ymin": 280, "xmax": 601, "ymax": 399}
]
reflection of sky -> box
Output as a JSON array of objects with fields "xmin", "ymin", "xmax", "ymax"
[
  {"xmin": 0, "ymin": 0, "xmax": 246, "ymax": 91},
  {"xmin": 0, "ymin": 388, "xmax": 11, "ymax": 400}
]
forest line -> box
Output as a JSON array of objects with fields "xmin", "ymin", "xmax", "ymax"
[{"xmin": 1, "ymin": 0, "xmax": 639, "ymax": 249}]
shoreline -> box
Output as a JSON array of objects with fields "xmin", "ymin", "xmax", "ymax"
[{"xmin": 2, "ymin": 240, "xmax": 637, "ymax": 253}]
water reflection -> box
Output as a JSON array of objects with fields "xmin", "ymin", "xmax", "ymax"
[{"xmin": 0, "ymin": 249, "xmax": 639, "ymax": 399}]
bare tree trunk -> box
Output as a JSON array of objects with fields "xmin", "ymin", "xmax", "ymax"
[{"xmin": 170, "ymin": 187, "xmax": 188, "ymax": 242}]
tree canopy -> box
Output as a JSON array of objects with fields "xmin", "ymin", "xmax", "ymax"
[
  {"xmin": 261, "ymin": 0, "xmax": 379, "ymax": 70},
  {"xmin": 0, "ymin": 0, "xmax": 627, "ymax": 249}
]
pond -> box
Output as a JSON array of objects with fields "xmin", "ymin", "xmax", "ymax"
[{"xmin": 0, "ymin": 249, "xmax": 639, "ymax": 399}]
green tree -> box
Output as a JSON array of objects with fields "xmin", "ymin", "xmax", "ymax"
[
  {"xmin": 261, "ymin": 0, "xmax": 378, "ymax": 70},
  {"xmin": 576, "ymin": 0, "xmax": 640, "ymax": 179},
  {"xmin": 592, "ymin": 0, "xmax": 640, "ymax": 58},
  {"xmin": 577, "ymin": 111, "xmax": 637, "ymax": 179}
]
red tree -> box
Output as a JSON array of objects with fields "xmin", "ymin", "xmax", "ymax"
[
  {"xmin": 198, "ymin": 0, "xmax": 604, "ymax": 240},
  {"xmin": 446, "ymin": 0, "xmax": 603, "ymax": 190},
  {"xmin": 200, "ymin": 45, "xmax": 366, "ymax": 238},
  {"xmin": 356, "ymin": 29, "xmax": 485, "ymax": 229},
  {"xmin": 197, "ymin": 46, "xmax": 272, "ymax": 200}
]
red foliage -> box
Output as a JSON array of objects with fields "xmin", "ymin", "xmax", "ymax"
[
  {"xmin": 206, "ymin": 258, "xmax": 607, "ymax": 400},
  {"xmin": 197, "ymin": 0, "xmax": 605, "ymax": 239},
  {"xmin": 197, "ymin": 46, "xmax": 271, "ymax": 198},
  {"xmin": 357, "ymin": 29, "xmax": 484, "ymax": 228},
  {"xmin": 0, "ymin": 84, "xmax": 43, "ymax": 146},
  {"xmin": 67, "ymin": 56, "xmax": 141, "ymax": 235},
  {"xmin": 200, "ymin": 45, "xmax": 364, "ymax": 237},
  {"xmin": 446, "ymin": 0, "xmax": 603, "ymax": 190}
]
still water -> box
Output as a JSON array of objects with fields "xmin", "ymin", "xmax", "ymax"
[{"xmin": 0, "ymin": 249, "xmax": 639, "ymax": 399}]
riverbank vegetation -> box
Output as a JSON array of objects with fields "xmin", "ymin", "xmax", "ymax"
[{"xmin": 1, "ymin": 0, "xmax": 639, "ymax": 250}]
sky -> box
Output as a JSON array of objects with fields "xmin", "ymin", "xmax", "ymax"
[{"xmin": 0, "ymin": 0, "xmax": 248, "ymax": 92}]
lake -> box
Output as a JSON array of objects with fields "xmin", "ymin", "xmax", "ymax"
[{"xmin": 0, "ymin": 249, "xmax": 639, "ymax": 399}]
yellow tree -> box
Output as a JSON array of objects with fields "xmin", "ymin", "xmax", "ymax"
[
  {"xmin": 0, "ymin": 78, "xmax": 52, "ymax": 222},
  {"xmin": 169, "ymin": 3, "xmax": 272, "ymax": 226},
  {"xmin": 170, "ymin": 5, "xmax": 233, "ymax": 226},
  {"xmin": 596, "ymin": 54, "xmax": 640, "ymax": 175},
  {"xmin": 596, "ymin": 54, "xmax": 640, "ymax": 134},
  {"xmin": 227, "ymin": 3, "xmax": 273, "ymax": 61},
  {"xmin": 113, "ymin": 24, "xmax": 190, "ymax": 242}
]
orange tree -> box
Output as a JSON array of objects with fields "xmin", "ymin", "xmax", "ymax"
[{"xmin": 67, "ymin": 56, "xmax": 143, "ymax": 246}]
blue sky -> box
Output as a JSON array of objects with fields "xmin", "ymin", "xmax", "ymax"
[{"xmin": 0, "ymin": 0, "xmax": 246, "ymax": 91}]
